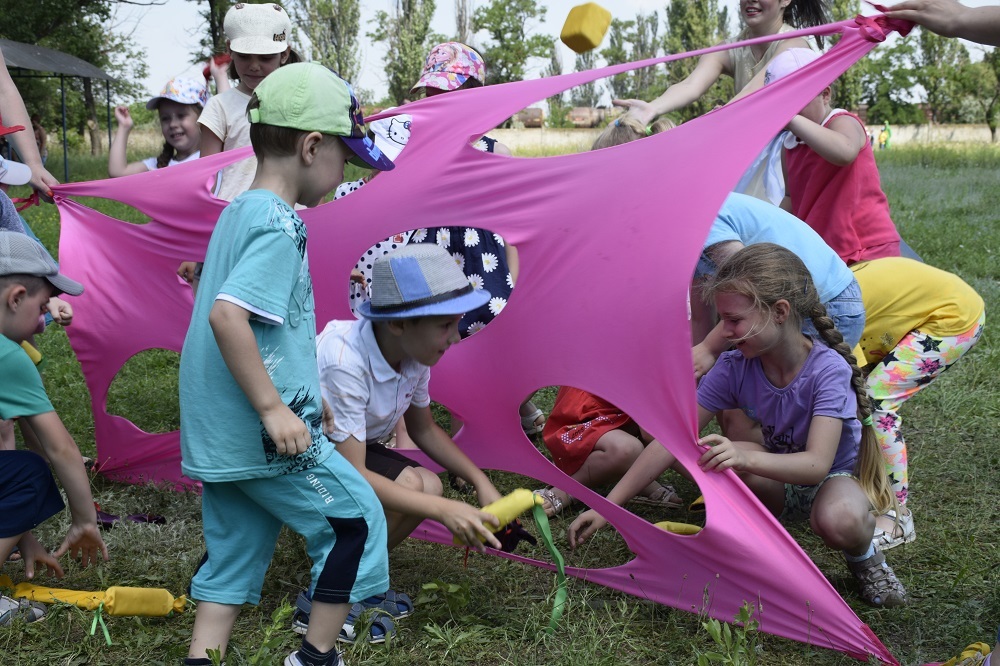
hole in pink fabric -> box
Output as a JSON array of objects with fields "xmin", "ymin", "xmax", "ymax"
[{"xmin": 106, "ymin": 349, "xmax": 179, "ymax": 434}]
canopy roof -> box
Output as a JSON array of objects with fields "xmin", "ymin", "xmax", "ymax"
[{"xmin": 1, "ymin": 38, "xmax": 113, "ymax": 80}]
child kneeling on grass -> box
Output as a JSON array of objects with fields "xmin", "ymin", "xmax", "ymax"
[
  {"xmin": 570, "ymin": 244, "xmax": 908, "ymax": 609},
  {"xmin": 179, "ymin": 62, "xmax": 395, "ymax": 666},
  {"xmin": 0, "ymin": 231, "xmax": 108, "ymax": 624},
  {"xmin": 292, "ymin": 244, "xmax": 510, "ymax": 635}
]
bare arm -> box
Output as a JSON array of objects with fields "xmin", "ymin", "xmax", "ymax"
[
  {"xmin": 336, "ymin": 435, "xmax": 501, "ymax": 550},
  {"xmin": 21, "ymin": 412, "xmax": 108, "ymax": 566},
  {"xmin": 208, "ymin": 58, "xmax": 232, "ymax": 94},
  {"xmin": 200, "ymin": 127, "xmax": 225, "ymax": 157},
  {"xmin": 787, "ymin": 113, "xmax": 866, "ymax": 167},
  {"xmin": 699, "ymin": 414, "xmax": 842, "ymax": 486},
  {"xmin": 404, "ymin": 405, "xmax": 502, "ymax": 506},
  {"xmin": 209, "ymin": 300, "xmax": 311, "ymax": 455},
  {"xmin": 885, "ymin": 0, "xmax": 1000, "ymax": 46},
  {"xmin": 692, "ymin": 321, "xmax": 730, "ymax": 379},
  {"xmin": 615, "ymin": 50, "xmax": 729, "ymax": 126},
  {"xmin": 108, "ymin": 106, "xmax": 150, "ymax": 177},
  {"xmin": 0, "ymin": 49, "xmax": 59, "ymax": 195}
]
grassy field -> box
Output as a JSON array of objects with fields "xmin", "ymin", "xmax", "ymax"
[{"xmin": 2, "ymin": 143, "xmax": 998, "ymax": 665}]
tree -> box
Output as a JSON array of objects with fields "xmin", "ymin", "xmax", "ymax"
[
  {"xmin": 830, "ymin": 0, "xmax": 868, "ymax": 111},
  {"xmin": 600, "ymin": 12, "xmax": 662, "ymax": 103},
  {"xmin": 600, "ymin": 18, "xmax": 637, "ymax": 100},
  {"xmin": 288, "ymin": 0, "xmax": 361, "ymax": 82},
  {"xmin": 455, "ymin": 0, "xmax": 471, "ymax": 45},
  {"xmin": 861, "ymin": 39, "xmax": 925, "ymax": 124},
  {"xmin": 368, "ymin": 0, "xmax": 439, "ymax": 105},
  {"xmin": 187, "ymin": 0, "xmax": 228, "ymax": 61},
  {"xmin": 913, "ymin": 27, "xmax": 970, "ymax": 123},
  {"xmin": 959, "ymin": 50, "xmax": 1000, "ymax": 141},
  {"xmin": 662, "ymin": 0, "xmax": 732, "ymax": 122},
  {"xmin": 472, "ymin": 0, "xmax": 552, "ymax": 85},
  {"xmin": 570, "ymin": 51, "xmax": 601, "ymax": 108},
  {"xmin": 543, "ymin": 42, "xmax": 570, "ymax": 128}
]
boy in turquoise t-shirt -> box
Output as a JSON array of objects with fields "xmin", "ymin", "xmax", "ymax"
[
  {"xmin": 0, "ymin": 231, "xmax": 107, "ymax": 621},
  {"xmin": 180, "ymin": 63, "xmax": 395, "ymax": 666}
]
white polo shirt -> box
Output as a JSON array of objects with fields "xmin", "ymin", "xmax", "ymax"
[{"xmin": 316, "ymin": 319, "xmax": 431, "ymax": 445}]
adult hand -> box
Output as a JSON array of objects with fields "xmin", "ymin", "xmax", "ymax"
[
  {"xmin": 53, "ymin": 521, "xmax": 109, "ymax": 569},
  {"xmin": 114, "ymin": 105, "xmax": 133, "ymax": 131},
  {"xmin": 568, "ymin": 508, "xmax": 607, "ymax": 550},
  {"xmin": 440, "ymin": 499, "xmax": 501, "ymax": 551},
  {"xmin": 29, "ymin": 166, "xmax": 59, "ymax": 202},
  {"xmin": 261, "ymin": 404, "xmax": 312, "ymax": 456},
  {"xmin": 698, "ymin": 433, "xmax": 747, "ymax": 473},
  {"xmin": 18, "ymin": 532, "xmax": 65, "ymax": 579},
  {"xmin": 47, "ymin": 296, "xmax": 73, "ymax": 326},
  {"xmin": 613, "ymin": 98, "xmax": 656, "ymax": 126}
]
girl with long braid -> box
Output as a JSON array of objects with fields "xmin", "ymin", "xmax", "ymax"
[{"xmin": 569, "ymin": 243, "xmax": 907, "ymax": 608}]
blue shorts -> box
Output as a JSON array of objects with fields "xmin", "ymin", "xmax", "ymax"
[
  {"xmin": 802, "ymin": 278, "xmax": 865, "ymax": 350},
  {"xmin": 0, "ymin": 451, "xmax": 65, "ymax": 538},
  {"xmin": 191, "ymin": 451, "xmax": 388, "ymax": 606}
]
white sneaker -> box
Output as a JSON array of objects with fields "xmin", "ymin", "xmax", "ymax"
[
  {"xmin": 284, "ymin": 650, "xmax": 344, "ymax": 666},
  {"xmin": 872, "ymin": 508, "xmax": 915, "ymax": 551}
]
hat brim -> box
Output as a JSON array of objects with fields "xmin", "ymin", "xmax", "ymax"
[
  {"xmin": 343, "ymin": 135, "xmax": 395, "ymax": 171},
  {"xmin": 0, "ymin": 124, "xmax": 26, "ymax": 138},
  {"xmin": 410, "ymin": 73, "xmax": 470, "ymax": 95},
  {"xmin": 357, "ymin": 288, "xmax": 490, "ymax": 321},
  {"xmin": 229, "ymin": 37, "xmax": 289, "ymax": 55},
  {"xmin": 0, "ymin": 158, "xmax": 31, "ymax": 186},
  {"xmin": 46, "ymin": 272, "xmax": 84, "ymax": 297}
]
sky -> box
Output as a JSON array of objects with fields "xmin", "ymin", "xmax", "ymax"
[{"xmin": 120, "ymin": 0, "xmax": 991, "ymax": 102}]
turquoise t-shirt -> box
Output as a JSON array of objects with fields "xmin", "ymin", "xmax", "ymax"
[
  {"xmin": 180, "ymin": 190, "xmax": 331, "ymax": 482},
  {"xmin": 0, "ymin": 334, "xmax": 53, "ymax": 419},
  {"xmin": 698, "ymin": 193, "xmax": 855, "ymax": 304}
]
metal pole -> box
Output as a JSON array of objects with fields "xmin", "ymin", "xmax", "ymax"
[
  {"xmin": 105, "ymin": 79, "xmax": 112, "ymax": 150},
  {"xmin": 60, "ymin": 74, "xmax": 68, "ymax": 183}
]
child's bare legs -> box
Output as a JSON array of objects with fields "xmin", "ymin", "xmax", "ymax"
[
  {"xmin": 386, "ymin": 466, "xmax": 442, "ymax": 549},
  {"xmin": 736, "ymin": 472, "xmax": 786, "ymax": 517},
  {"xmin": 304, "ymin": 600, "xmax": 352, "ymax": 653},
  {"xmin": 541, "ymin": 428, "xmax": 665, "ymax": 512},
  {"xmin": 0, "ymin": 419, "xmax": 14, "ymax": 451},
  {"xmin": 188, "ymin": 602, "xmax": 241, "ymax": 661},
  {"xmin": 810, "ymin": 476, "xmax": 875, "ymax": 556}
]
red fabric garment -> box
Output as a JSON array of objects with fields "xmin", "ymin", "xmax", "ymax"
[
  {"xmin": 785, "ymin": 111, "xmax": 901, "ymax": 264},
  {"xmin": 542, "ymin": 387, "xmax": 633, "ymax": 475}
]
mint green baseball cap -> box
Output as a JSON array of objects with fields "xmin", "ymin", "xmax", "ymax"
[{"xmin": 248, "ymin": 62, "xmax": 395, "ymax": 171}]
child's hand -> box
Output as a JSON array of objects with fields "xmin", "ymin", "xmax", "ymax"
[
  {"xmin": 47, "ymin": 296, "xmax": 73, "ymax": 326},
  {"xmin": 114, "ymin": 105, "xmax": 133, "ymax": 131},
  {"xmin": 349, "ymin": 269, "xmax": 365, "ymax": 285},
  {"xmin": 177, "ymin": 261, "xmax": 198, "ymax": 284},
  {"xmin": 53, "ymin": 521, "xmax": 109, "ymax": 569},
  {"xmin": 17, "ymin": 532, "xmax": 64, "ymax": 579},
  {"xmin": 691, "ymin": 342, "xmax": 718, "ymax": 380},
  {"xmin": 698, "ymin": 434, "xmax": 747, "ymax": 473},
  {"xmin": 568, "ymin": 509, "xmax": 607, "ymax": 549},
  {"xmin": 440, "ymin": 500, "xmax": 501, "ymax": 551},
  {"xmin": 261, "ymin": 404, "xmax": 312, "ymax": 456},
  {"xmin": 321, "ymin": 397, "xmax": 335, "ymax": 437}
]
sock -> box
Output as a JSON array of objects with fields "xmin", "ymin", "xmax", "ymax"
[
  {"xmin": 183, "ymin": 659, "xmax": 213, "ymax": 666},
  {"xmin": 296, "ymin": 638, "xmax": 340, "ymax": 666},
  {"xmin": 844, "ymin": 542, "xmax": 876, "ymax": 563}
]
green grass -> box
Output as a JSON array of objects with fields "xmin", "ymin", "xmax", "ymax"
[{"xmin": 3, "ymin": 144, "xmax": 1000, "ymax": 665}]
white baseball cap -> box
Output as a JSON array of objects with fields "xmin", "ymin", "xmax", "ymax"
[
  {"xmin": 224, "ymin": 3, "xmax": 292, "ymax": 55},
  {"xmin": 0, "ymin": 156, "xmax": 31, "ymax": 186}
]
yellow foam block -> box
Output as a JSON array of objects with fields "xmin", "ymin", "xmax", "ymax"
[{"xmin": 560, "ymin": 3, "xmax": 612, "ymax": 54}]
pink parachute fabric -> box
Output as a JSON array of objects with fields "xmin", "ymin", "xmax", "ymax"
[{"xmin": 56, "ymin": 15, "xmax": 910, "ymax": 663}]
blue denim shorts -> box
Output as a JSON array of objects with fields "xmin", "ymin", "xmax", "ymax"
[{"xmin": 802, "ymin": 278, "xmax": 865, "ymax": 350}]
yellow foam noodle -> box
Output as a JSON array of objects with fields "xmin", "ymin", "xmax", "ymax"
[
  {"xmin": 940, "ymin": 642, "xmax": 992, "ymax": 666},
  {"xmin": 10, "ymin": 579, "xmax": 104, "ymax": 610},
  {"xmin": 560, "ymin": 3, "xmax": 613, "ymax": 54},
  {"xmin": 453, "ymin": 488, "xmax": 542, "ymax": 545},
  {"xmin": 20, "ymin": 340, "xmax": 42, "ymax": 365},
  {"xmin": 104, "ymin": 587, "xmax": 186, "ymax": 616},
  {"xmin": 654, "ymin": 521, "xmax": 703, "ymax": 535}
]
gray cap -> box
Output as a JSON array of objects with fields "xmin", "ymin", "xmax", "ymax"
[{"xmin": 0, "ymin": 230, "xmax": 84, "ymax": 296}]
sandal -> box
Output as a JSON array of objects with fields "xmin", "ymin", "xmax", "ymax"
[
  {"xmin": 520, "ymin": 403, "xmax": 546, "ymax": 436},
  {"xmin": 533, "ymin": 487, "xmax": 573, "ymax": 518},
  {"xmin": 629, "ymin": 484, "xmax": 683, "ymax": 509},
  {"xmin": 291, "ymin": 590, "xmax": 397, "ymax": 643},
  {"xmin": 359, "ymin": 589, "xmax": 413, "ymax": 619},
  {"xmin": 872, "ymin": 508, "xmax": 915, "ymax": 551},
  {"xmin": 0, "ymin": 595, "xmax": 46, "ymax": 625}
]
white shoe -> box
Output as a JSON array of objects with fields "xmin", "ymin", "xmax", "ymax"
[{"xmin": 872, "ymin": 509, "xmax": 915, "ymax": 551}]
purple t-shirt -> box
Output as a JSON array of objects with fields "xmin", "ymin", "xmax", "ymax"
[{"xmin": 697, "ymin": 342, "xmax": 860, "ymax": 477}]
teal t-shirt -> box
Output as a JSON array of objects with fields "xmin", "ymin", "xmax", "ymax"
[
  {"xmin": 179, "ymin": 190, "xmax": 331, "ymax": 482},
  {"xmin": 699, "ymin": 193, "xmax": 855, "ymax": 304},
  {"xmin": 0, "ymin": 334, "xmax": 53, "ymax": 419}
]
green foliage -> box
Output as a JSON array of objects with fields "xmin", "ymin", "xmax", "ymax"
[
  {"xmin": 600, "ymin": 12, "xmax": 662, "ymax": 102},
  {"xmin": 287, "ymin": 0, "xmax": 361, "ymax": 83},
  {"xmin": 247, "ymin": 601, "xmax": 296, "ymax": 666},
  {"xmin": 830, "ymin": 0, "xmax": 869, "ymax": 111},
  {"xmin": 187, "ymin": 0, "xmax": 229, "ymax": 63},
  {"xmin": 663, "ymin": 0, "xmax": 733, "ymax": 122},
  {"xmin": 543, "ymin": 44, "xmax": 572, "ymax": 128},
  {"xmin": 416, "ymin": 579, "xmax": 473, "ymax": 623},
  {"xmin": 861, "ymin": 38, "xmax": 926, "ymax": 125},
  {"xmin": 368, "ymin": 0, "xmax": 439, "ymax": 105},
  {"xmin": 958, "ymin": 50, "xmax": 1000, "ymax": 141},
  {"xmin": 570, "ymin": 52, "xmax": 601, "ymax": 108},
  {"xmin": 472, "ymin": 0, "xmax": 553, "ymax": 86},
  {"xmin": 693, "ymin": 602, "xmax": 761, "ymax": 666},
  {"xmin": 914, "ymin": 28, "xmax": 971, "ymax": 123}
]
